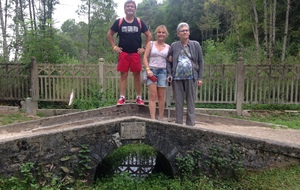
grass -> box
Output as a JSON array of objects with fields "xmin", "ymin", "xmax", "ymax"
[
  {"xmin": 236, "ymin": 164, "xmax": 300, "ymax": 190},
  {"xmin": 195, "ymin": 103, "xmax": 300, "ymax": 129},
  {"xmin": 242, "ymin": 111, "xmax": 300, "ymax": 129},
  {"xmin": 0, "ymin": 113, "xmax": 40, "ymax": 126},
  {"xmin": 2, "ymin": 164, "xmax": 299, "ymax": 189}
]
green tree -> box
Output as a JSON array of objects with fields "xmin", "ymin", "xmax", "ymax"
[
  {"xmin": 57, "ymin": 34, "xmax": 79, "ymax": 60},
  {"xmin": 77, "ymin": 0, "xmax": 117, "ymax": 60},
  {"xmin": 37, "ymin": 0, "xmax": 59, "ymax": 30},
  {"xmin": 20, "ymin": 23, "xmax": 62, "ymax": 63},
  {"xmin": 156, "ymin": 0, "xmax": 204, "ymax": 43},
  {"xmin": 136, "ymin": 0, "xmax": 158, "ymax": 32}
]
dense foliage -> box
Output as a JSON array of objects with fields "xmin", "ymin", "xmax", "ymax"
[
  {"xmin": 0, "ymin": 0, "xmax": 299, "ymax": 65},
  {"xmin": 0, "ymin": 153, "xmax": 299, "ymax": 189}
]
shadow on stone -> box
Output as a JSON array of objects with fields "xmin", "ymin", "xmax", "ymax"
[{"xmin": 152, "ymin": 151, "xmax": 174, "ymax": 177}]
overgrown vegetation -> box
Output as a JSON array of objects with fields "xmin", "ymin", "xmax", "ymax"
[
  {"xmin": 93, "ymin": 164, "xmax": 300, "ymax": 190},
  {"xmin": 77, "ymin": 144, "xmax": 92, "ymax": 179},
  {"xmin": 0, "ymin": 162, "xmax": 39, "ymax": 190},
  {"xmin": 106, "ymin": 144, "xmax": 157, "ymax": 164},
  {"xmin": 176, "ymin": 146, "xmax": 243, "ymax": 181},
  {"xmin": 1, "ymin": 165, "xmax": 299, "ymax": 189},
  {"xmin": 70, "ymin": 88, "xmax": 116, "ymax": 110},
  {"xmin": 0, "ymin": 146, "xmax": 299, "ymax": 189}
]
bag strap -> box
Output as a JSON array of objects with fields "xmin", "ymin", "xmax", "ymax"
[
  {"xmin": 118, "ymin": 17, "xmax": 142, "ymax": 29},
  {"xmin": 181, "ymin": 45, "xmax": 200, "ymax": 71},
  {"xmin": 137, "ymin": 18, "xmax": 142, "ymax": 29},
  {"xmin": 181, "ymin": 46, "xmax": 194, "ymax": 63}
]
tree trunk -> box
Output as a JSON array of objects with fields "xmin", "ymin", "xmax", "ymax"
[
  {"xmin": 48, "ymin": 0, "xmax": 53, "ymax": 29},
  {"xmin": 263, "ymin": 0, "xmax": 268, "ymax": 60},
  {"xmin": 28, "ymin": 0, "xmax": 34, "ymax": 30},
  {"xmin": 19, "ymin": 0, "xmax": 27, "ymax": 32},
  {"xmin": 32, "ymin": 0, "xmax": 37, "ymax": 31},
  {"xmin": 269, "ymin": 0, "xmax": 276, "ymax": 64},
  {"xmin": 281, "ymin": 0, "xmax": 290, "ymax": 64},
  {"xmin": 0, "ymin": 0, "xmax": 9, "ymax": 61},
  {"xmin": 87, "ymin": 0, "xmax": 91, "ymax": 57},
  {"xmin": 42, "ymin": 0, "xmax": 46, "ymax": 30},
  {"xmin": 252, "ymin": 0, "xmax": 260, "ymax": 57},
  {"xmin": 269, "ymin": 0, "xmax": 273, "ymax": 64},
  {"xmin": 272, "ymin": 0, "xmax": 276, "ymax": 50},
  {"xmin": 14, "ymin": 0, "xmax": 20, "ymax": 61}
]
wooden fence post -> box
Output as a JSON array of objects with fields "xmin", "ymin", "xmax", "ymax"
[
  {"xmin": 30, "ymin": 57, "xmax": 39, "ymax": 101},
  {"xmin": 99, "ymin": 58, "xmax": 105, "ymax": 92},
  {"xmin": 236, "ymin": 56, "xmax": 245, "ymax": 115},
  {"xmin": 28, "ymin": 57, "xmax": 38, "ymax": 114}
]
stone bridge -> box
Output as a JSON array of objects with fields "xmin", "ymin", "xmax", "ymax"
[{"xmin": 0, "ymin": 104, "xmax": 299, "ymax": 182}]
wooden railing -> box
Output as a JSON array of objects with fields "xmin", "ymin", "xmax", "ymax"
[
  {"xmin": 35, "ymin": 60, "xmax": 100, "ymax": 102},
  {"xmin": 0, "ymin": 58, "xmax": 299, "ymax": 111},
  {"xmin": 0, "ymin": 63, "xmax": 31, "ymax": 100}
]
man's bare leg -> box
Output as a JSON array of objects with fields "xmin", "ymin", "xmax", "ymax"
[
  {"xmin": 117, "ymin": 72, "xmax": 128, "ymax": 105},
  {"xmin": 133, "ymin": 71, "xmax": 144, "ymax": 105}
]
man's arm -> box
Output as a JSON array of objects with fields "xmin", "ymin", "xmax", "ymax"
[
  {"xmin": 137, "ymin": 30, "xmax": 152, "ymax": 54},
  {"xmin": 107, "ymin": 29, "xmax": 122, "ymax": 52},
  {"xmin": 143, "ymin": 30, "xmax": 152, "ymax": 49},
  {"xmin": 107, "ymin": 29, "xmax": 116, "ymax": 49},
  {"xmin": 166, "ymin": 44, "xmax": 173, "ymax": 77}
]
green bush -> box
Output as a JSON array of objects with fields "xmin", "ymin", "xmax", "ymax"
[
  {"xmin": 105, "ymin": 144, "xmax": 157, "ymax": 169},
  {"xmin": 71, "ymin": 87, "xmax": 116, "ymax": 110},
  {"xmin": 1, "ymin": 161, "xmax": 299, "ymax": 189}
]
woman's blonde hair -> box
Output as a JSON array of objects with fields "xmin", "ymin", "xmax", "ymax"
[{"xmin": 154, "ymin": 25, "xmax": 169, "ymax": 37}]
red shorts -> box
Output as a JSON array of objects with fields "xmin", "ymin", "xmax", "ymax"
[{"xmin": 117, "ymin": 52, "xmax": 142, "ymax": 72}]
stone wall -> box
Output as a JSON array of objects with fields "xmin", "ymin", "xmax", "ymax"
[{"xmin": 0, "ymin": 114, "xmax": 299, "ymax": 183}]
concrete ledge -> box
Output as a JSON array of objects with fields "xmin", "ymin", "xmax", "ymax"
[
  {"xmin": 194, "ymin": 108, "xmax": 237, "ymax": 116},
  {"xmin": 0, "ymin": 106, "xmax": 19, "ymax": 113},
  {"xmin": 37, "ymin": 109, "xmax": 80, "ymax": 117}
]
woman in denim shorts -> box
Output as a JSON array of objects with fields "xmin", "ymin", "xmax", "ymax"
[{"xmin": 143, "ymin": 25, "xmax": 170, "ymax": 120}]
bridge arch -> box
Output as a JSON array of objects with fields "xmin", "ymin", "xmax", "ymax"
[
  {"xmin": 84, "ymin": 118, "xmax": 183, "ymax": 182},
  {"xmin": 0, "ymin": 105, "xmax": 299, "ymax": 184}
]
